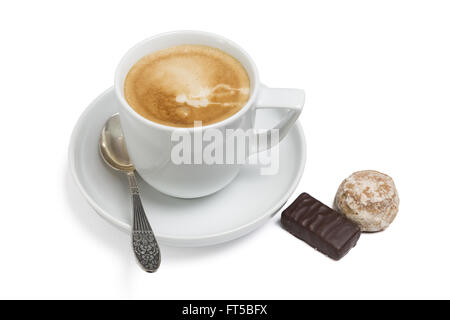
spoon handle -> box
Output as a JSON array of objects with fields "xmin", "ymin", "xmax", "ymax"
[{"xmin": 127, "ymin": 172, "xmax": 161, "ymax": 272}]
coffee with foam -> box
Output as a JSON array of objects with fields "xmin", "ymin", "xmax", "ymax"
[{"xmin": 124, "ymin": 45, "xmax": 250, "ymax": 127}]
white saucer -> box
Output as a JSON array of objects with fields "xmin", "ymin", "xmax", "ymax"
[{"xmin": 69, "ymin": 88, "xmax": 306, "ymax": 247}]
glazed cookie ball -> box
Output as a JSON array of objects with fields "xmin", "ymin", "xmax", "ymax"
[{"xmin": 334, "ymin": 170, "xmax": 399, "ymax": 232}]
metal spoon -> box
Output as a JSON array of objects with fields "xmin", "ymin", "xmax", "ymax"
[{"xmin": 99, "ymin": 114, "xmax": 161, "ymax": 273}]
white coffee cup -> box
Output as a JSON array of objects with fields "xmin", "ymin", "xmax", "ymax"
[{"xmin": 115, "ymin": 31, "xmax": 305, "ymax": 198}]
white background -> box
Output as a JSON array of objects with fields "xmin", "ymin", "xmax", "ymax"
[{"xmin": 1, "ymin": 0, "xmax": 449, "ymax": 299}]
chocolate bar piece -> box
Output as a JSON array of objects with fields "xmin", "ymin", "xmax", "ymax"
[{"xmin": 281, "ymin": 193, "xmax": 361, "ymax": 260}]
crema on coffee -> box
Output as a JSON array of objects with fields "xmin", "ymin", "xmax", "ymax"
[{"xmin": 124, "ymin": 45, "xmax": 250, "ymax": 127}]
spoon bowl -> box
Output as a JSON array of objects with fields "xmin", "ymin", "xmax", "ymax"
[{"xmin": 99, "ymin": 114, "xmax": 134, "ymax": 172}]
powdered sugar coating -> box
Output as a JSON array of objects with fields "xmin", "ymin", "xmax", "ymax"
[{"xmin": 334, "ymin": 170, "xmax": 399, "ymax": 232}]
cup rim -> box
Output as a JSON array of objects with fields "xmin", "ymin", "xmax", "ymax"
[{"xmin": 114, "ymin": 30, "xmax": 260, "ymax": 132}]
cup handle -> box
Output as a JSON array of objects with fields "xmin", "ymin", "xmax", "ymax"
[{"xmin": 252, "ymin": 84, "xmax": 305, "ymax": 153}]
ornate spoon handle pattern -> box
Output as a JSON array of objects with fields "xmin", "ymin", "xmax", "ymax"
[{"xmin": 128, "ymin": 172, "xmax": 161, "ymax": 272}]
